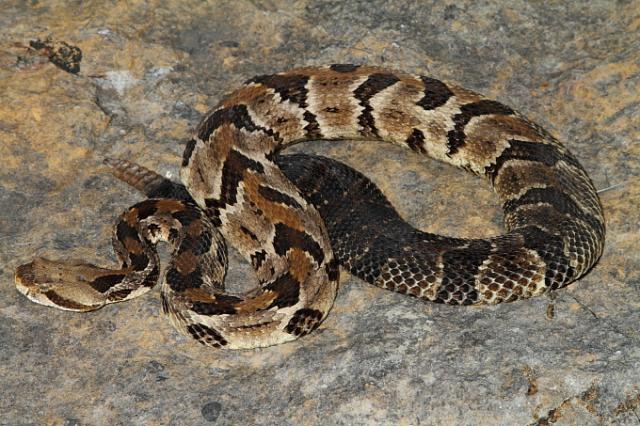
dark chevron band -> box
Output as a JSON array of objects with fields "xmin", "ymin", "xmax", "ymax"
[
  {"xmin": 437, "ymin": 240, "xmax": 491, "ymax": 304},
  {"xmin": 447, "ymin": 100, "xmax": 515, "ymax": 155},
  {"xmin": 248, "ymin": 73, "xmax": 323, "ymax": 139},
  {"xmin": 519, "ymin": 225, "xmax": 575, "ymax": 290},
  {"xmin": 503, "ymin": 186, "xmax": 603, "ymax": 234},
  {"xmin": 240, "ymin": 225, "xmax": 259, "ymax": 242},
  {"xmin": 204, "ymin": 149, "xmax": 265, "ymax": 210},
  {"xmin": 200, "ymin": 104, "xmax": 283, "ymax": 144},
  {"xmin": 246, "ymin": 74, "xmax": 310, "ymax": 105},
  {"xmin": 353, "ymin": 73, "xmax": 400, "ymax": 137},
  {"xmin": 272, "ymin": 222, "xmax": 325, "ymax": 266},
  {"xmin": 186, "ymin": 324, "xmax": 228, "ymax": 347},
  {"xmin": 485, "ymin": 139, "xmax": 584, "ymax": 182},
  {"xmin": 190, "ymin": 294, "xmax": 243, "ymax": 316},
  {"xmin": 285, "ymin": 308, "xmax": 324, "ymax": 336},
  {"xmin": 416, "ymin": 76, "xmax": 454, "ymax": 110},
  {"xmin": 182, "ymin": 138, "xmax": 197, "ymax": 167},
  {"xmin": 258, "ymin": 184, "xmax": 303, "ymax": 209}
]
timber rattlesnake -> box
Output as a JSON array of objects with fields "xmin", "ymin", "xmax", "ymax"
[{"xmin": 15, "ymin": 65, "xmax": 605, "ymax": 349}]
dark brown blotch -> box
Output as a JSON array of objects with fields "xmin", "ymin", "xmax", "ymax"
[
  {"xmin": 178, "ymin": 231, "xmax": 213, "ymax": 257},
  {"xmin": 174, "ymin": 249, "xmax": 199, "ymax": 275},
  {"xmin": 129, "ymin": 253, "xmax": 149, "ymax": 270},
  {"xmin": 173, "ymin": 208, "xmax": 202, "ymax": 228},
  {"xmin": 90, "ymin": 274, "xmax": 126, "ymax": 293},
  {"xmin": 136, "ymin": 200, "xmax": 159, "ymax": 220},
  {"xmin": 257, "ymin": 185, "xmax": 302, "ymax": 209},
  {"xmin": 246, "ymin": 74, "xmax": 310, "ymax": 107},
  {"xmin": 264, "ymin": 272, "xmax": 301, "ymax": 309},
  {"xmin": 405, "ymin": 128, "xmax": 426, "ymax": 154},
  {"xmin": 166, "ymin": 266, "xmax": 204, "ymax": 292},
  {"xmin": 186, "ymin": 323, "xmax": 228, "ymax": 347},
  {"xmin": 272, "ymin": 223, "xmax": 325, "ymax": 266},
  {"xmin": 116, "ymin": 221, "xmax": 138, "ymax": 245},
  {"xmin": 416, "ymin": 76, "xmax": 453, "ymax": 111},
  {"xmin": 190, "ymin": 294, "xmax": 243, "ymax": 316},
  {"xmin": 284, "ymin": 308, "xmax": 324, "ymax": 336}
]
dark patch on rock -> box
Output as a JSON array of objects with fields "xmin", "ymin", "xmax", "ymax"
[
  {"xmin": 29, "ymin": 38, "xmax": 82, "ymax": 74},
  {"xmin": 201, "ymin": 401, "xmax": 223, "ymax": 422}
]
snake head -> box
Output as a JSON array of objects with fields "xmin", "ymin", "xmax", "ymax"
[{"xmin": 15, "ymin": 258, "xmax": 106, "ymax": 312}]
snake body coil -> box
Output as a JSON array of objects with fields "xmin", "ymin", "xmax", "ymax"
[{"xmin": 15, "ymin": 65, "xmax": 605, "ymax": 349}]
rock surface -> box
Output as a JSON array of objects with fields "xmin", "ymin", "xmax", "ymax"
[{"xmin": 1, "ymin": 1, "xmax": 639, "ymax": 425}]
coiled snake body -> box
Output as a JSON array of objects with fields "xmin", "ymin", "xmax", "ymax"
[{"xmin": 15, "ymin": 65, "xmax": 605, "ymax": 349}]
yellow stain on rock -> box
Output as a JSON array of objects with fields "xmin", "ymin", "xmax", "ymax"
[
  {"xmin": 553, "ymin": 60, "xmax": 640, "ymax": 133},
  {"xmin": 194, "ymin": 102, "xmax": 211, "ymax": 114},
  {"xmin": 0, "ymin": 131, "xmax": 22, "ymax": 175},
  {"xmin": 30, "ymin": 106, "xmax": 43, "ymax": 122},
  {"xmin": 0, "ymin": 61, "xmax": 108, "ymax": 183}
]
